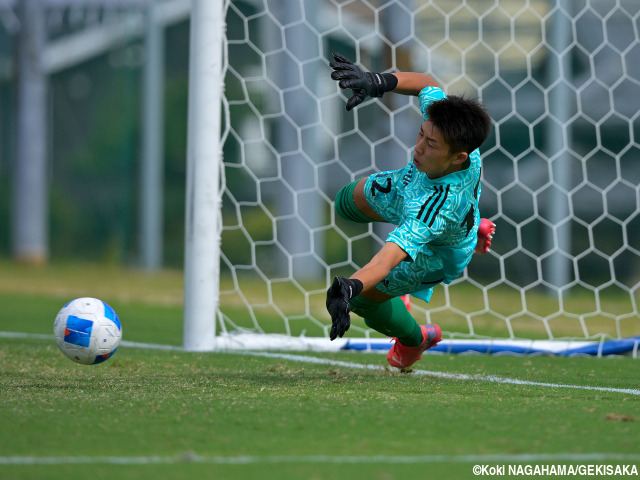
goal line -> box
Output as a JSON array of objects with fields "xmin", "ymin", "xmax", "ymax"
[{"xmin": 209, "ymin": 333, "xmax": 640, "ymax": 358}]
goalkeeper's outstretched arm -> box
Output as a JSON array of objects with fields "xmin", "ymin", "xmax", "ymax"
[
  {"xmin": 329, "ymin": 52, "xmax": 439, "ymax": 109},
  {"xmin": 325, "ymin": 242, "xmax": 408, "ymax": 340},
  {"xmin": 392, "ymin": 72, "xmax": 439, "ymax": 96}
]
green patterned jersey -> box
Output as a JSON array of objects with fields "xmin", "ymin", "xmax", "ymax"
[{"xmin": 363, "ymin": 86, "xmax": 482, "ymax": 301}]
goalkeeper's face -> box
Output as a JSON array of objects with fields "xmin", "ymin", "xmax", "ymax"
[{"xmin": 413, "ymin": 120, "xmax": 468, "ymax": 179}]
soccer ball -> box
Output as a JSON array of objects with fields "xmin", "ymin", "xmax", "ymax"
[{"xmin": 53, "ymin": 297, "xmax": 122, "ymax": 365}]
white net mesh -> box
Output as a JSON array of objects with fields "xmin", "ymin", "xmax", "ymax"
[{"xmin": 216, "ymin": 0, "xmax": 640, "ymax": 350}]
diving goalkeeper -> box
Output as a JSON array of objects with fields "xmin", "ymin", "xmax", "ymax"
[{"xmin": 326, "ymin": 53, "xmax": 494, "ymax": 369}]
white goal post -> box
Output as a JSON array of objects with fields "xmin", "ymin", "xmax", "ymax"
[
  {"xmin": 183, "ymin": 0, "xmax": 640, "ymax": 356},
  {"xmin": 183, "ymin": 0, "xmax": 225, "ymax": 351}
]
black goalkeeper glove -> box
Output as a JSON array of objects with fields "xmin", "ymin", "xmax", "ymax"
[
  {"xmin": 326, "ymin": 276, "xmax": 364, "ymax": 340},
  {"xmin": 330, "ymin": 52, "xmax": 398, "ymax": 111}
]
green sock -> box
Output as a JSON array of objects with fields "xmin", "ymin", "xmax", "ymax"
[{"xmin": 349, "ymin": 296, "xmax": 423, "ymax": 347}]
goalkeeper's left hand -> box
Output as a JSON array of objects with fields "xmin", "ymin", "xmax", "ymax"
[
  {"xmin": 326, "ymin": 276, "xmax": 363, "ymax": 340},
  {"xmin": 329, "ymin": 53, "xmax": 397, "ymax": 111}
]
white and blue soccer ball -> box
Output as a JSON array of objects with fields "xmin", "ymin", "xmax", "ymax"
[{"xmin": 53, "ymin": 297, "xmax": 122, "ymax": 365}]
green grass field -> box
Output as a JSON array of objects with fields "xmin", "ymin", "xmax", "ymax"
[{"xmin": 1, "ymin": 261, "xmax": 639, "ymax": 480}]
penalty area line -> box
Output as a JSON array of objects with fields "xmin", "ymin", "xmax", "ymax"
[{"xmin": 2, "ymin": 452, "xmax": 640, "ymax": 466}]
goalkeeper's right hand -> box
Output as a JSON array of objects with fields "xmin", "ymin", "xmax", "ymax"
[
  {"xmin": 330, "ymin": 53, "xmax": 397, "ymax": 111},
  {"xmin": 326, "ymin": 276, "xmax": 363, "ymax": 340}
]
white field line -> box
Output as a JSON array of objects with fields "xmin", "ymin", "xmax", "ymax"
[
  {"xmin": 3, "ymin": 331, "xmax": 640, "ymax": 396},
  {"xmin": 244, "ymin": 351, "xmax": 640, "ymax": 396},
  {"xmin": 1, "ymin": 452, "xmax": 640, "ymax": 466}
]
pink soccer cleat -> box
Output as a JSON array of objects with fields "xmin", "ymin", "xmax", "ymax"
[
  {"xmin": 387, "ymin": 324, "xmax": 442, "ymax": 370},
  {"xmin": 475, "ymin": 218, "xmax": 495, "ymax": 254}
]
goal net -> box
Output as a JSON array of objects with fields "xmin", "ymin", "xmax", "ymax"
[{"xmin": 203, "ymin": 0, "xmax": 640, "ymax": 356}]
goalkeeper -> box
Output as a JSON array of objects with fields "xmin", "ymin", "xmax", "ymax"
[{"xmin": 326, "ymin": 53, "xmax": 494, "ymax": 369}]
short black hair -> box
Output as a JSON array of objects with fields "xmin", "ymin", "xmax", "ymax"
[{"xmin": 426, "ymin": 95, "xmax": 491, "ymax": 155}]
